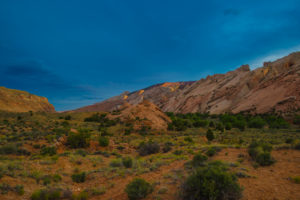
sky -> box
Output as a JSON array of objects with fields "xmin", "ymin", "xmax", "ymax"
[{"xmin": 1, "ymin": 0, "xmax": 300, "ymax": 111}]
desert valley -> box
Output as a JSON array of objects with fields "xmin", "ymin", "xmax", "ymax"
[{"xmin": 0, "ymin": 53, "xmax": 300, "ymax": 200}]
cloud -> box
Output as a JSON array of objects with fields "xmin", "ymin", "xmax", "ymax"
[
  {"xmin": 0, "ymin": 61, "xmax": 93, "ymax": 110},
  {"xmin": 248, "ymin": 44, "xmax": 300, "ymax": 69},
  {"xmin": 223, "ymin": 8, "xmax": 240, "ymax": 16}
]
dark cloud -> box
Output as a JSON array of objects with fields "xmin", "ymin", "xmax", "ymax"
[
  {"xmin": 223, "ymin": 8, "xmax": 240, "ymax": 16},
  {"xmin": 0, "ymin": 61, "xmax": 91, "ymax": 104}
]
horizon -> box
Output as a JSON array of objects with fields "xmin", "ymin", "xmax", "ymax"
[{"xmin": 1, "ymin": 0, "xmax": 300, "ymax": 111}]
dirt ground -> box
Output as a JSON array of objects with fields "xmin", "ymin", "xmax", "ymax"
[
  {"xmin": 94, "ymin": 149, "xmax": 300, "ymax": 200},
  {"xmin": 0, "ymin": 148, "xmax": 299, "ymax": 200}
]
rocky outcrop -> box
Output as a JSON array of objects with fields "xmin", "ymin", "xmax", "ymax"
[
  {"xmin": 0, "ymin": 87, "xmax": 55, "ymax": 112},
  {"xmin": 108, "ymin": 100, "xmax": 171, "ymax": 130},
  {"xmin": 75, "ymin": 52, "xmax": 300, "ymax": 115}
]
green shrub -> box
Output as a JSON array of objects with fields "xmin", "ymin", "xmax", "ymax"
[
  {"xmin": 184, "ymin": 136, "xmax": 193, "ymax": 143},
  {"xmin": 71, "ymin": 172, "xmax": 86, "ymax": 183},
  {"xmin": 14, "ymin": 184, "xmax": 24, "ymax": 195},
  {"xmin": 31, "ymin": 188, "xmax": 61, "ymax": 200},
  {"xmin": 216, "ymin": 123, "xmax": 224, "ymax": 132},
  {"xmin": 206, "ymin": 147, "xmax": 217, "ymax": 157},
  {"xmin": 98, "ymin": 136, "xmax": 109, "ymax": 147},
  {"xmin": 248, "ymin": 141, "xmax": 275, "ymax": 166},
  {"xmin": 40, "ymin": 146, "xmax": 57, "ymax": 156},
  {"xmin": 173, "ymin": 150, "xmax": 183, "ymax": 155},
  {"xmin": 73, "ymin": 191, "xmax": 88, "ymax": 200},
  {"xmin": 64, "ymin": 115, "xmax": 72, "ymax": 120},
  {"xmin": 122, "ymin": 157, "xmax": 133, "ymax": 168},
  {"xmin": 225, "ymin": 122, "xmax": 232, "ymax": 130},
  {"xmin": 181, "ymin": 162, "xmax": 242, "ymax": 200},
  {"xmin": 109, "ymin": 159, "xmax": 123, "ymax": 167},
  {"xmin": 248, "ymin": 117, "xmax": 266, "ymax": 129},
  {"xmin": 138, "ymin": 141, "xmax": 160, "ymax": 156},
  {"xmin": 66, "ymin": 131, "xmax": 90, "ymax": 149},
  {"xmin": 206, "ymin": 129, "xmax": 214, "ymax": 141},
  {"xmin": 191, "ymin": 153, "xmax": 208, "ymax": 167},
  {"xmin": 125, "ymin": 178, "xmax": 153, "ymax": 200},
  {"xmin": 52, "ymin": 174, "xmax": 62, "ymax": 182},
  {"xmin": 162, "ymin": 142, "xmax": 173, "ymax": 153}
]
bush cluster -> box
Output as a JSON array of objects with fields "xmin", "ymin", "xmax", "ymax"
[
  {"xmin": 71, "ymin": 172, "xmax": 86, "ymax": 183},
  {"xmin": 248, "ymin": 141, "xmax": 275, "ymax": 166},
  {"xmin": 98, "ymin": 136, "xmax": 109, "ymax": 147},
  {"xmin": 125, "ymin": 178, "xmax": 153, "ymax": 200},
  {"xmin": 181, "ymin": 161, "xmax": 242, "ymax": 200},
  {"xmin": 66, "ymin": 130, "xmax": 90, "ymax": 149},
  {"xmin": 138, "ymin": 141, "xmax": 160, "ymax": 156},
  {"xmin": 40, "ymin": 146, "xmax": 56, "ymax": 156}
]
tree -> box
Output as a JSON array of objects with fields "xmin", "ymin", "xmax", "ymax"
[{"xmin": 206, "ymin": 129, "xmax": 215, "ymax": 141}]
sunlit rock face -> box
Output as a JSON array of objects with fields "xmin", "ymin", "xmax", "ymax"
[
  {"xmin": 75, "ymin": 52, "xmax": 300, "ymax": 115},
  {"xmin": 0, "ymin": 87, "xmax": 55, "ymax": 112}
]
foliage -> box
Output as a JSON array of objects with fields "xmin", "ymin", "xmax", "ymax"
[
  {"xmin": 138, "ymin": 141, "xmax": 160, "ymax": 156},
  {"xmin": 71, "ymin": 172, "xmax": 86, "ymax": 183},
  {"xmin": 206, "ymin": 129, "xmax": 215, "ymax": 141},
  {"xmin": 98, "ymin": 136, "xmax": 109, "ymax": 147},
  {"xmin": 191, "ymin": 153, "xmax": 208, "ymax": 167},
  {"xmin": 206, "ymin": 147, "xmax": 217, "ymax": 157},
  {"xmin": 122, "ymin": 157, "xmax": 133, "ymax": 168},
  {"xmin": 40, "ymin": 146, "xmax": 57, "ymax": 156},
  {"xmin": 31, "ymin": 188, "xmax": 61, "ymax": 200},
  {"xmin": 162, "ymin": 142, "xmax": 173, "ymax": 153},
  {"xmin": 181, "ymin": 161, "xmax": 242, "ymax": 200},
  {"xmin": 248, "ymin": 141, "xmax": 275, "ymax": 166},
  {"xmin": 125, "ymin": 178, "xmax": 153, "ymax": 200},
  {"xmin": 66, "ymin": 130, "xmax": 90, "ymax": 149},
  {"xmin": 248, "ymin": 116, "xmax": 266, "ymax": 128}
]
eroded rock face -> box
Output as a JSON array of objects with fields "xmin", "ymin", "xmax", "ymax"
[
  {"xmin": 75, "ymin": 52, "xmax": 300, "ymax": 115},
  {"xmin": 0, "ymin": 87, "xmax": 55, "ymax": 112},
  {"xmin": 108, "ymin": 100, "xmax": 171, "ymax": 130}
]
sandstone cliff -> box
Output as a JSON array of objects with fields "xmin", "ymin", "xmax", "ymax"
[{"xmin": 0, "ymin": 87, "xmax": 55, "ymax": 112}]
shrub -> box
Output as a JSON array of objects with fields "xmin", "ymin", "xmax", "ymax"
[
  {"xmin": 66, "ymin": 131, "xmax": 90, "ymax": 149},
  {"xmin": 216, "ymin": 123, "xmax": 224, "ymax": 132},
  {"xmin": 14, "ymin": 184, "xmax": 24, "ymax": 195},
  {"xmin": 248, "ymin": 141, "xmax": 275, "ymax": 166},
  {"xmin": 184, "ymin": 136, "xmax": 193, "ymax": 143},
  {"xmin": 125, "ymin": 178, "xmax": 153, "ymax": 200},
  {"xmin": 122, "ymin": 157, "xmax": 133, "ymax": 168},
  {"xmin": 71, "ymin": 172, "xmax": 86, "ymax": 183},
  {"xmin": 206, "ymin": 129, "xmax": 214, "ymax": 141},
  {"xmin": 225, "ymin": 122, "xmax": 232, "ymax": 130},
  {"xmin": 31, "ymin": 188, "xmax": 61, "ymax": 200},
  {"xmin": 233, "ymin": 120, "xmax": 246, "ymax": 131},
  {"xmin": 173, "ymin": 150, "xmax": 183, "ymax": 155},
  {"xmin": 64, "ymin": 115, "xmax": 72, "ymax": 120},
  {"xmin": 52, "ymin": 174, "xmax": 62, "ymax": 182},
  {"xmin": 162, "ymin": 142, "xmax": 172, "ymax": 153},
  {"xmin": 209, "ymin": 121, "xmax": 215, "ymax": 128},
  {"xmin": 193, "ymin": 120, "xmax": 208, "ymax": 128},
  {"xmin": 294, "ymin": 115, "xmax": 300, "ymax": 126},
  {"xmin": 181, "ymin": 162, "xmax": 242, "ymax": 200},
  {"xmin": 98, "ymin": 136, "xmax": 109, "ymax": 147},
  {"xmin": 248, "ymin": 117, "xmax": 266, "ymax": 129},
  {"xmin": 138, "ymin": 141, "xmax": 160, "ymax": 156},
  {"xmin": 109, "ymin": 159, "xmax": 123, "ymax": 167},
  {"xmin": 40, "ymin": 146, "xmax": 56, "ymax": 156},
  {"xmin": 191, "ymin": 153, "xmax": 208, "ymax": 167},
  {"xmin": 73, "ymin": 191, "xmax": 88, "ymax": 200},
  {"xmin": 206, "ymin": 147, "xmax": 217, "ymax": 157}
]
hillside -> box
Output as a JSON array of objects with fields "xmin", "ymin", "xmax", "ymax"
[
  {"xmin": 75, "ymin": 52, "xmax": 300, "ymax": 115},
  {"xmin": 0, "ymin": 87, "xmax": 55, "ymax": 112}
]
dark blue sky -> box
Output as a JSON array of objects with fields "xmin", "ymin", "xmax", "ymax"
[{"xmin": 1, "ymin": 0, "xmax": 300, "ymax": 111}]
